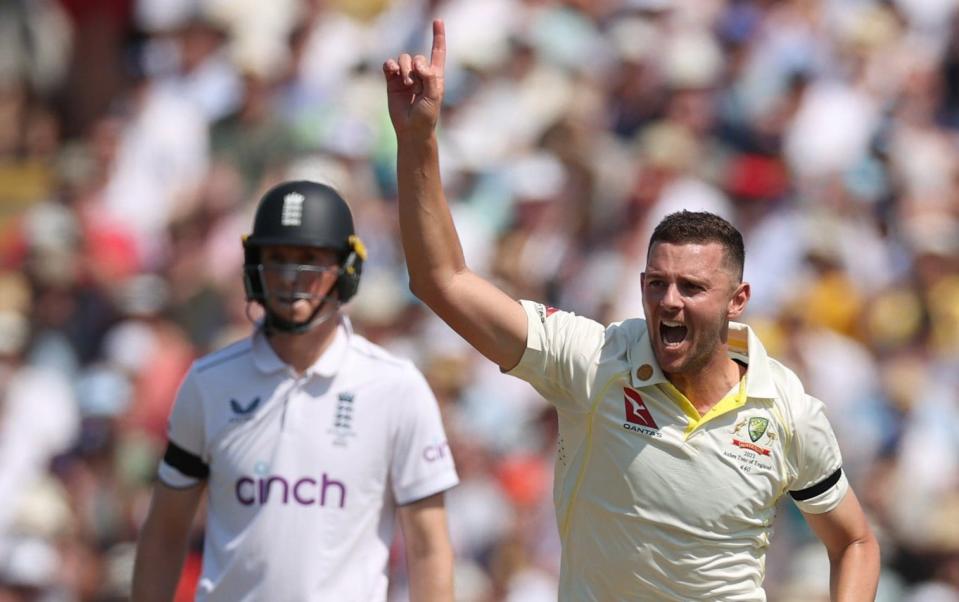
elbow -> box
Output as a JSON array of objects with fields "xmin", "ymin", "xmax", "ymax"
[
  {"xmin": 862, "ymin": 531, "xmax": 881, "ymax": 565},
  {"xmin": 408, "ymin": 277, "xmax": 439, "ymax": 306},
  {"xmin": 407, "ymin": 276, "xmax": 430, "ymax": 302},
  {"xmin": 829, "ymin": 531, "xmax": 880, "ymax": 564},
  {"xmin": 854, "ymin": 526, "xmax": 881, "ymax": 559},
  {"xmin": 407, "ymin": 270, "xmax": 459, "ymax": 307}
]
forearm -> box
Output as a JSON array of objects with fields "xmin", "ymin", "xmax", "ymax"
[
  {"xmin": 132, "ymin": 482, "xmax": 202, "ymax": 602},
  {"xmin": 406, "ymin": 541, "xmax": 454, "ymax": 602},
  {"xmin": 829, "ymin": 537, "xmax": 880, "ymax": 602},
  {"xmin": 131, "ymin": 526, "xmax": 191, "ymax": 602},
  {"xmin": 396, "ymin": 132, "xmax": 468, "ymax": 298}
]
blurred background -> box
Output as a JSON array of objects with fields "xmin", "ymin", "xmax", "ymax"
[{"xmin": 0, "ymin": 0, "xmax": 957, "ymax": 600}]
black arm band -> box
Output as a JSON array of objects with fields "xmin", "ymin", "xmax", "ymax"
[
  {"xmin": 163, "ymin": 441, "xmax": 210, "ymax": 479},
  {"xmin": 789, "ymin": 467, "xmax": 842, "ymax": 501}
]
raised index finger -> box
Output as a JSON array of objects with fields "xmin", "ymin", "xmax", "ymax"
[{"xmin": 430, "ymin": 19, "xmax": 446, "ymax": 72}]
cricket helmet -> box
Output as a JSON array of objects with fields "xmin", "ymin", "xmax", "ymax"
[{"xmin": 242, "ymin": 180, "xmax": 366, "ymax": 333}]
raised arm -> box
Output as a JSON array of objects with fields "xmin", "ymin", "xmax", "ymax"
[
  {"xmin": 802, "ymin": 490, "xmax": 880, "ymax": 601},
  {"xmin": 384, "ymin": 20, "xmax": 527, "ymax": 370}
]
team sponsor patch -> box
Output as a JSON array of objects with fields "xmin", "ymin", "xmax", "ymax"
[
  {"xmin": 622, "ymin": 387, "xmax": 663, "ymax": 438},
  {"xmin": 235, "ymin": 471, "xmax": 347, "ymax": 507},
  {"xmin": 422, "ymin": 440, "xmax": 450, "ymax": 463}
]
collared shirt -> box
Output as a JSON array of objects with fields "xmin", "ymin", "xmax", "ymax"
[
  {"xmin": 508, "ymin": 301, "xmax": 848, "ymax": 602},
  {"xmin": 159, "ymin": 318, "xmax": 458, "ymax": 602}
]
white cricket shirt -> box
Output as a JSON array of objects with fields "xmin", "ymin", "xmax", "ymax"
[
  {"xmin": 158, "ymin": 318, "xmax": 459, "ymax": 602},
  {"xmin": 508, "ymin": 301, "xmax": 848, "ymax": 601}
]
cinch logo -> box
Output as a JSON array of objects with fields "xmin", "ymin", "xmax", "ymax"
[
  {"xmin": 422, "ymin": 440, "xmax": 450, "ymax": 462},
  {"xmin": 624, "ymin": 388, "xmax": 659, "ymax": 429},
  {"xmin": 235, "ymin": 474, "xmax": 347, "ymax": 508}
]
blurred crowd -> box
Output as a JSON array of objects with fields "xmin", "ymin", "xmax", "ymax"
[{"xmin": 1, "ymin": 0, "xmax": 958, "ymax": 600}]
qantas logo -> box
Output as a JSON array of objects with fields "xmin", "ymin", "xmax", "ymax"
[{"xmin": 624, "ymin": 388, "xmax": 659, "ymax": 428}]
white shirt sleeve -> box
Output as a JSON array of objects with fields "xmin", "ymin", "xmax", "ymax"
[
  {"xmin": 787, "ymin": 394, "xmax": 849, "ymax": 514},
  {"xmin": 158, "ymin": 369, "xmax": 208, "ymax": 488},
  {"xmin": 505, "ymin": 300, "xmax": 607, "ymax": 413},
  {"xmin": 390, "ymin": 369, "xmax": 459, "ymax": 505}
]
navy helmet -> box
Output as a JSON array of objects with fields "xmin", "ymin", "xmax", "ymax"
[{"xmin": 242, "ymin": 180, "xmax": 366, "ymax": 333}]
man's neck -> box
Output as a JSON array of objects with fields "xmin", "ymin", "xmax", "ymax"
[
  {"xmin": 666, "ymin": 355, "xmax": 745, "ymax": 416},
  {"xmin": 266, "ymin": 316, "xmax": 340, "ymax": 374}
]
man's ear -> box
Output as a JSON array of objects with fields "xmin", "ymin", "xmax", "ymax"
[{"xmin": 727, "ymin": 281, "xmax": 751, "ymax": 320}]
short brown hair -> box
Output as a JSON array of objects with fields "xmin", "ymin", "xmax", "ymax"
[{"xmin": 648, "ymin": 211, "xmax": 745, "ymax": 281}]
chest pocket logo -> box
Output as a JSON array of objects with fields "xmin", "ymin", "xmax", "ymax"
[
  {"xmin": 230, "ymin": 397, "xmax": 261, "ymax": 416},
  {"xmin": 329, "ymin": 392, "xmax": 356, "ymax": 446},
  {"xmin": 748, "ymin": 417, "xmax": 769, "ymax": 442},
  {"xmin": 732, "ymin": 415, "xmax": 778, "ymax": 457}
]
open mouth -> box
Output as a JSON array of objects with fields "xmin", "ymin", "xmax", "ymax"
[{"xmin": 660, "ymin": 320, "xmax": 688, "ymax": 347}]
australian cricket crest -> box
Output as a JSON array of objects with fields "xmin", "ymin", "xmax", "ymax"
[
  {"xmin": 748, "ymin": 417, "xmax": 769, "ymax": 442},
  {"xmin": 731, "ymin": 415, "xmax": 777, "ymax": 457}
]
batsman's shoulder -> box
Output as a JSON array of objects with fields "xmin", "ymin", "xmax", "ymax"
[
  {"xmin": 347, "ymin": 332, "xmax": 421, "ymax": 376},
  {"xmin": 193, "ymin": 336, "xmax": 255, "ymax": 376}
]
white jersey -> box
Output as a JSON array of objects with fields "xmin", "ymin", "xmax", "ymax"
[
  {"xmin": 158, "ymin": 319, "xmax": 459, "ymax": 602},
  {"xmin": 507, "ymin": 301, "xmax": 848, "ymax": 602}
]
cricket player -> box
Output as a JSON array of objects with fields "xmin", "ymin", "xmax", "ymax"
[
  {"xmin": 382, "ymin": 21, "xmax": 880, "ymax": 601},
  {"xmin": 132, "ymin": 181, "xmax": 459, "ymax": 601}
]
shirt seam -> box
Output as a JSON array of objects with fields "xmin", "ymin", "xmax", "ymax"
[{"xmin": 559, "ymin": 371, "xmax": 623, "ymax": 540}]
